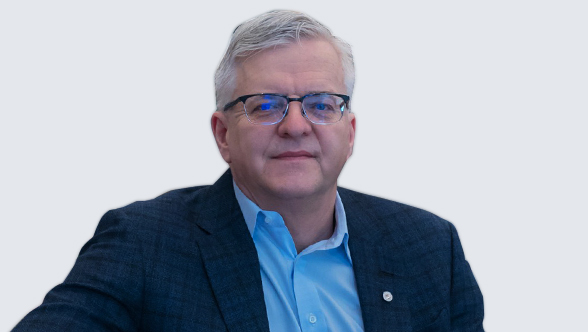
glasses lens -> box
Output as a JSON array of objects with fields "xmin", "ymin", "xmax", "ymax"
[
  {"xmin": 244, "ymin": 95, "xmax": 287, "ymax": 124},
  {"xmin": 303, "ymin": 94, "xmax": 345, "ymax": 124}
]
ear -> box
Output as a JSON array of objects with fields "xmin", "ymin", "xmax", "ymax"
[
  {"xmin": 211, "ymin": 111, "xmax": 232, "ymax": 163},
  {"xmin": 346, "ymin": 112, "xmax": 356, "ymax": 160}
]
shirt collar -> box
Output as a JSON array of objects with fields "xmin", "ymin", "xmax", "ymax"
[
  {"xmin": 233, "ymin": 181, "xmax": 261, "ymax": 236},
  {"xmin": 232, "ymin": 181, "xmax": 352, "ymax": 262}
]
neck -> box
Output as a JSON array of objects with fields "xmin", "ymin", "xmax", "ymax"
[
  {"xmin": 239, "ymin": 183, "xmax": 338, "ymax": 253},
  {"xmin": 275, "ymin": 193, "xmax": 337, "ymax": 253}
]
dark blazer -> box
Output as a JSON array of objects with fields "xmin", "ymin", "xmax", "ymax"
[{"xmin": 14, "ymin": 170, "xmax": 484, "ymax": 331}]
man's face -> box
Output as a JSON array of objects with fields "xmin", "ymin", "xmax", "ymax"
[{"xmin": 211, "ymin": 38, "xmax": 356, "ymax": 206}]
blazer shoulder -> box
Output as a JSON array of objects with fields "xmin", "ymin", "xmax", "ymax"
[
  {"xmin": 338, "ymin": 187, "xmax": 452, "ymax": 238},
  {"xmin": 119, "ymin": 185, "xmax": 208, "ymax": 213},
  {"xmin": 96, "ymin": 185, "xmax": 211, "ymax": 236}
]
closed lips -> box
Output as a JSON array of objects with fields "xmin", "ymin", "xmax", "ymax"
[{"xmin": 273, "ymin": 151, "xmax": 314, "ymax": 159}]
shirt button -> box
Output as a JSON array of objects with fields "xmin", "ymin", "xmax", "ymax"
[
  {"xmin": 264, "ymin": 216, "xmax": 271, "ymax": 224},
  {"xmin": 309, "ymin": 314, "xmax": 317, "ymax": 324},
  {"xmin": 383, "ymin": 291, "xmax": 393, "ymax": 302}
]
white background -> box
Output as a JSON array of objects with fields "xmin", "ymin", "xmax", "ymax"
[{"xmin": 1, "ymin": 1, "xmax": 586, "ymax": 331}]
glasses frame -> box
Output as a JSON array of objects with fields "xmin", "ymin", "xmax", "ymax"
[{"xmin": 223, "ymin": 93, "xmax": 351, "ymax": 125}]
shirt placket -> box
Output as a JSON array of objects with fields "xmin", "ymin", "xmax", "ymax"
[{"xmin": 293, "ymin": 252, "xmax": 328, "ymax": 332}]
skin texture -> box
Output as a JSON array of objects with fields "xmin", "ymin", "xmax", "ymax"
[{"xmin": 211, "ymin": 38, "xmax": 356, "ymax": 251}]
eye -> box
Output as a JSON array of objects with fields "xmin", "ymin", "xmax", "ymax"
[
  {"xmin": 302, "ymin": 94, "xmax": 346, "ymax": 123},
  {"xmin": 315, "ymin": 103, "xmax": 334, "ymax": 111},
  {"xmin": 251, "ymin": 102, "xmax": 280, "ymax": 113},
  {"xmin": 306, "ymin": 100, "xmax": 337, "ymax": 113},
  {"xmin": 247, "ymin": 96, "xmax": 284, "ymax": 114},
  {"xmin": 315, "ymin": 103, "xmax": 329, "ymax": 111}
]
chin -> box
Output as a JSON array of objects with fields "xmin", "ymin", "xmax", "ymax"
[{"xmin": 264, "ymin": 177, "xmax": 329, "ymax": 200}]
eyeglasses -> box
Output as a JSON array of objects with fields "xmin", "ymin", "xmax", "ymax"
[{"xmin": 223, "ymin": 93, "xmax": 350, "ymax": 125}]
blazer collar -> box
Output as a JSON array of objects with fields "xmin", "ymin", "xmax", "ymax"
[
  {"xmin": 341, "ymin": 188, "xmax": 414, "ymax": 332},
  {"xmin": 191, "ymin": 169, "xmax": 270, "ymax": 332}
]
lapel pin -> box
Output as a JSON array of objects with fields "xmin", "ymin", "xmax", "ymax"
[{"xmin": 383, "ymin": 291, "xmax": 393, "ymax": 302}]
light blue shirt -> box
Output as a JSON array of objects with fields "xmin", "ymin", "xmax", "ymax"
[{"xmin": 233, "ymin": 182, "xmax": 364, "ymax": 332}]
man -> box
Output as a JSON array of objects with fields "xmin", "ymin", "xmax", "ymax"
[{"xmin": 14, "ymin": 10, "xmax": 484, "ymax": 332}]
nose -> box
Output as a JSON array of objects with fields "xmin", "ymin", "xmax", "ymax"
[{"xmin": 277, "ymin": 101, "xmax": 312, "ymax": 137}]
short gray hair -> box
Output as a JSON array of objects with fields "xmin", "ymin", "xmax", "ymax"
[{"xmin": 214, "ymin": 10, "xmax": 355, "ymax": 111}]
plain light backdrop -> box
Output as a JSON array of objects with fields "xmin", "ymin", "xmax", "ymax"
[{"xmin": 1, "ymin": 1, "xmax": 586, "ymax": 331}]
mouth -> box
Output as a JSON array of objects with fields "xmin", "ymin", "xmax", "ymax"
[{"xmin": 273, "ymin": 150, "xmax": 315, "ymax": 160}]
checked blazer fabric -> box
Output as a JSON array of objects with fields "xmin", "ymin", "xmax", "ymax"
[{"xmin": 13, "ymin": 170, "xmax": 484, "ymax": 331}]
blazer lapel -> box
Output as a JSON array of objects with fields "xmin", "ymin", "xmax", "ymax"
[
  {"xmin": 342, "ymin": 189, "xmax": 413, "ymax": 332},
  {"xmin": 192, "ymin": 170, "xmax": 270, "ymax": 332}
]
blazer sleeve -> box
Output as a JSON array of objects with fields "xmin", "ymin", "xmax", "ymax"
[
  {"xmin": 449, "ymin": 222, "xmax": 484, "ymax": 331},
  {"xmin": 12, "ymin": 210, "xmax": 144, "ymax": 332}
]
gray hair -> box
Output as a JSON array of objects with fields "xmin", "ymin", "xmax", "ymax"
[{"xmin": 214, "ymin": 10, "xmax": 355, "ymax": 111}]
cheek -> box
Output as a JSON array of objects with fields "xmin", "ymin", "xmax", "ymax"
[
  {"xmin": 229, "ymin": 127, "xmax": 271, "ymax": 164},
  {"xmin": 322, "ymin": 130, "xmax": 351, "ymax": 168},
  {"xmin": 318, "ymin": 132, "xmax": 349, "ymax": 166}
]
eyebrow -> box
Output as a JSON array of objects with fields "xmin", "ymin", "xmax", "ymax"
[
  {"xmin": 257, "ymin": 91, "xmax": 335, "ymax": 96},
  {"xmin": 305, "ymin": 90, "xmax": 334, "ymax": 95}
]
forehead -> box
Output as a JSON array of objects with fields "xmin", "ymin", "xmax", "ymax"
[{"xmin": 234, "ymin": 38, "xmax": 345, "ymax": 96}]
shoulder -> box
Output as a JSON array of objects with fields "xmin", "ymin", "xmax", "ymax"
[
  {"xmin": 339, "ymin": 187, "xmax": 459, "ymax": 279},
  {"xmin": 117, "ymin": 185, "xmax": 208, "ymax": 217},
  {"xmin": 95, "ymin": 185, "xmax": 211, "ymax": 238},
  {"xmin": 338, "ymin": 186, "xmax": 452, "ymax": 237},
  {"xmin": 82, "ymin": 185, "xmax": 219, "ymax": 282}
]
